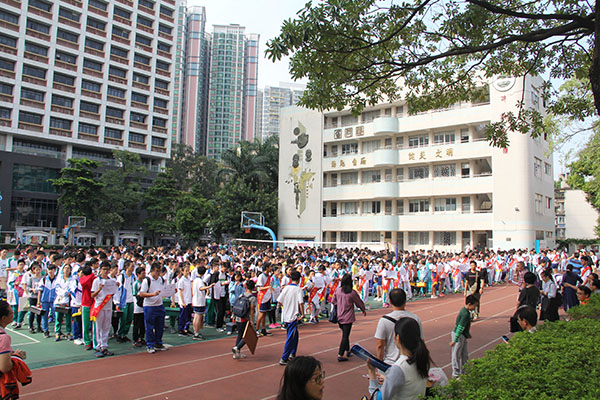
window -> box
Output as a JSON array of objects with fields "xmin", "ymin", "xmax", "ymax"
[
  {"xmin": 156, "ymin": 61, "xmax": 170, "ymax": 71},
  {"xmin": 130, "ymin": 112, "xmax": 146, "ymax": 123},
  {"xmin": 0, "ymin": 11, "xmax": 19, "ymax": 25},
  {"xmin": 106, "ymin": 106, "xmax": 123, "ymax": 118},
  {"xmin": 362, "ymin": 170, "xmax": 381, "ymax": 183},
  {"xmin": 105, "ymin": 127, "xmax": 122, "ymax": 139},
  {"xmin": 139, "ymin": 0, "xmax": 154, "ymax": 9},
  {"xmin": 409, "ymin": 134, "xmax": 429, "ymax": 148},
  {"xmin": 87, "ymin": 17, "xmax": 105, "ymax": 31},
  {"xmin": 409, "ymin": 199, "xmax": 430, "ymax": 213},
  {"xmin": 341, "ymin": 202, "xmax": 358, "ymax": 215},
  {"xmin": 79, "ymin": 100, "xmax": 98, "ymax": 112},
  {"xmin": 107, "ymin": 86, "xmax": 125, "ymax": 98},
  {"xmin": 460, "ymin": 128, "xmax": 469, "ymax": 143},
  {"xmin": 433, "ymin": 164, "xmax": 456, "ymax": 178},
  {"xmin": 385, "ymin": 200, "xmax": 392, "ymax": 215},
  {"xmin": 154, "ymin": 98, "xmax": 167, "ymax": 108},
  {"xmin": 133, "ymin": 73, "xmax": 149, "ymax": 84},
  {"xmin": 111, "ymin": 46, "xmax": 128, "ymax": 58},
  {"xmin": 0, "ymin": 83, "xmax": 12, "ymax": 95},
  {"xmin": 12, "ymin": 165, "xmax": 58, "ymax": 193},
  {"xmin": 408, "ymin": 166, "xmax": 429, "ymax": 180},
  {"xmin": 19, "ymin": 111, "xmax": 43, "ymax": 125},
  {"xmin": 546, "ymin": 196, "xmax": 552, "ymax": 209},
  {"xmin": 396, "ymin": 136, "xmax": 404, "ymax": 149},
  {"xmin": 25, "ymin": 42, "xmax": 47, "ymax": 56},
  {"xmin": 340, "ymin": 172, "xmax": 358, "ymax": 185},
  {"xmin": 27, "ymin": 19, "xmax": 50, "ymax": 34},
  {"xmin": 112, "ymin": 26, "xmax": 129, "ymax": 39},
  {"xmin": 362, "ymin": 139, "xmax": 380, "ymax": 153},
  {"xmin": 408, "ymin": 232, "xmax": 429, "ymax": 246},
  {"xmin": 83, "ymin": 59, "xmax": 102, "ymax": 71},
  {"xmin": 59, "ymin": 7, "xmax": 79, "ymax": 22},
  {"xmin": 534, "ymin": 157, "xmax": 542, "ymax": 178},
  {"xmin": 82, "ymin": 80, "xmax": 101, "ymax": 92},
  {"xmin": 155, "ymin": 79, "xmax": 168, "ymax": 89},
  {"xmin": 129, "ymin": 132, "xmax": 145, "ymax": 143},
  {"xmin": 108, "ymin": 66, "xmax": 126, "ymax": 78},
  {"xmin": 1, "ymin": 59, "xmax": 15, "ymax": 72},
  {"xmin": 159, "ymin": 5, "xmax": 173, "ymax": 16},
  {"xmin": 157, "ymin": 42, "xmax": 171, "ymax": 52},
  {"xmin": 461, "ymin": 196, "xmax": 471, "ymax": 213},
  {"xmin": 131, "ymin": 92, "xmax": 147, "ymax": 103},
  {"xmin": 396, "ymin": 200, "xmax": 404, "ymax": 215},
  {"xmin": 433, "ymin": 130, "xmax": 455, "ymax": 145},
  {"xmin": 535, "ymin": 193, "xmax": 543, "ymax": 214},
  {"xmin": 134, "ymin": 53, "xmax": 150, "ymax": 64},
  {"xmin": 54, "ymin": 73, "xmax": 75, "ymax": 86},
  {"xmin": 151, "ymin": 137, "xmax": 165, "ymax": 147},
  {"xmin": 153, "ymin": 117, "xmax": 166, "ymax": 127},
  {"xmin": 340, "ymin": 232, "xmax": 357, "ymax": 242},
  {"xmin": 434, "ymin": 232, "xmax": 456, "ymax": 246},
  {"xmin": 30, "ymin": 0, "xmax": 52, "ymax": 12},
  {"xmin": 0, "ymin": 35, "xmax": 17, "ymax": 48},
  {"xmin": 89, "ymin": 0, "xmax": 107, "ymax": 11},
  {"xmin": 136, "ymin": 35, "xmax": 152, "ymax": 46},
  {"xmin": 57, "ymin": 29, "xmax": 78, "ymax": 42},
  {"xmin": 362, "ymin": 201, "xmax": 381, "ymax": 214},
  {"xmin": 85, "ymin": 38, "xmax": 104, "ymax": 51},
  {"xmin": 361, "ymin": 110, "xmax": 380, "ymax": 123},
  {"xmin": 362, "ymin": 232, "xmax": 380, "ymax": 242},
  {"xmin": 113, "ymin": 7, "xmax": 130, "ymax": 19},
  {"xmin": 56, "ymin": 51, "xmax": 76, "ymax": 64},
  {"xmin": 396, "ymin": 168, "xmax": 404, "ymax": 181},
  {"xmin": 137, "ymin": 16, "xmax": 152, "ymax": 28},
  {"xmin": 50, "ymin": 117, "xmax": 71, "ymax": 130},
  {"xmin": 434, "ymin": 198, "xmax": 457, "ymax": 212},
  {"xmin": 79, "ymin": 122, "xmax": 97, "ymax": 135},
  {"xmin": 395, "ymin": 105, "xmax": 404, "ymax": 117},
  {"xmin": 21, "ymin": 88, "xmax": 44, "ymax": 102},
  {"xmin": 158, "ymin": 24, "xmax": 171, "ymax": 35},
  {"xmin": 535, "ymin": 230, "xmax": 544, "ymax": 240},
  {"xmin": 544, "ymin": 162, "xmax": 551, "ymax": 175},
  {"xmin": 23, "ymin": 65, "xmax": 46, "ymax": 79},
  {"xmin": 0, "ymin": 107, "xmax": 10, "ymax": 119}
]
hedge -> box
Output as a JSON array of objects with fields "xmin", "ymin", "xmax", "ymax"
[{"xmin": 429, "ymin": 298, "xmax": 600, "ymax": 399}]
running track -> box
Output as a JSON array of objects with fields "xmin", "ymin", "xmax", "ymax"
[{"xmin": 21, "ymin": 284, "xmax": 518, "ymax": 399}]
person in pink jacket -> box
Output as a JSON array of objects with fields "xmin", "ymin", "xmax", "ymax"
[{"xmin": 332, "ymin": 273, "xmax": 366, "ymax": 361}]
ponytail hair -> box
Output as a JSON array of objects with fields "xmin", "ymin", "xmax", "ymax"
[{"xmin": 394, "ymin": 317, "xmax": 431, "ymax": 378}]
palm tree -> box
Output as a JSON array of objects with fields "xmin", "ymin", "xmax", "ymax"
[{"xmin": 219, "ymin": 136, "xmax": 279, "ymax": 190}]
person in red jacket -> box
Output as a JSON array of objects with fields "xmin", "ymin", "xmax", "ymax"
[{"xmin": 79, "ymin": 262, "xmax": 96, "ymax": 351}]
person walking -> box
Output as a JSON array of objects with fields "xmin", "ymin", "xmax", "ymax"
[
  {"xmin": 332, "ymin": 273, "xmax": 366, "ymax": 362},
  {"xmin": 450, "ymin": 295, "xmax": 479, "ymax": 377},
  {"xmin": 277, "ymin": 271, "xmax": 304, "ymax": 365}
]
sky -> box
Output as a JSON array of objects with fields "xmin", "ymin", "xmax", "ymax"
[
  {"xmin": 188, "ymin": 0, "xmax": 307, "ymax": 88},
  {"xmin": 188, "ymin": 0, "xmax": 592, "ymax": 179}
]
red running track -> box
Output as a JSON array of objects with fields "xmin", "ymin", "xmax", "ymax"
[{"xmin": 21, "ymin": 284, "xmax": 519, "ymax": 400}]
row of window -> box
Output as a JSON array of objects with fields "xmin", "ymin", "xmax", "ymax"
[
  {"xmin": 328, "ymin": 197, "xmax": 473, "ymax": 216},
  {"xmin": 330, "ymin": 231, "xmax": 459, "ymax": 246},
  {"xmin": 533, "ymin": 157, "xmax": 552, "ymax": 177},
  {"xmin": 534, "ymin": 193, "xmax": 553, "ymax": 214},
  {"xmin": 330, "ymin": 163, "xmax": 473, "ymax": 185}
]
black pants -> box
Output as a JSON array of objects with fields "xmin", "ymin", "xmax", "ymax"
[
  {"xmin": 215, "ymin": 297, "xmax": 226, "ymax": 329},
  {"xmin": 28, "ymin": 298, "xmax": 41, "ymax": 330},
  {"xmin": 235, "ymin": 321, "xmax": 248, "ymax": 350},
  {"xmin": 112, "ymin": 312, "xmax": 120, "ymax": 335},
  {"xmin": 338, "ymin": 323, "xmax": 353, "ymax": 356},
  {"xmin": 133, "ymin": 313, "xmax": 145, "ymax": 342}
]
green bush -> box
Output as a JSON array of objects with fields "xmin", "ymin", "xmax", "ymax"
[{"xmin": 429, "ymin": 318, "xmax": 600, "ymax": 399}]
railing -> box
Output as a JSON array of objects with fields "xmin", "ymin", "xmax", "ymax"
[{"xmin": 12, "ymin": 144, "xmax": 65, "ymax": 159}]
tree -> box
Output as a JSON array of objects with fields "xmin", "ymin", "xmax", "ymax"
[
  {"xmin": 220, "ymin": 136, "xmax": 279, "ymax": 191},
  {"xmin": 175, "ymin": 192, "xmax": 212, "ymax": 243},
  {"xmin": 96, "ymin": 150, "xmax": 147, "ymax": 233},
  {"xmin": 266, "ymin": 0, "xmax": 597, "ymax": 147},
  {"xmin": 168, "ymin": 144, "xmax": 221, "ymax": 198},
  {"xmin": 49, "ymin": 158, "xmax": 105, "ymax": 223},
  {"xmin": 142, "ymin": 169, "xmax": 180, "ymax": 241}
]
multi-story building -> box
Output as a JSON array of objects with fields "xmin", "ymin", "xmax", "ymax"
[
  {"xmin": 181, "ymin": 5, "xmax": 209, "ymax": 153},
  {"xmin": 278, "ymin": 76, "xmax": 556, "ymax": 251},
  {"xmin": 555, "ymin": 175, "xmax": 599, "ymax": 242},
  {"xmin": 204, "ymin": 24, "xmax": 258, "ymax": 160},
  {"xmin": 170, "ymin": 0, "xmax": 186, "ymax": 145},
  {"xmin": 0, "ymin": 0, "xmax": 182, "ymax": 245},
  {"xmin": 261, "ymin": 83, "xmax": 305, "ymax": 140}
]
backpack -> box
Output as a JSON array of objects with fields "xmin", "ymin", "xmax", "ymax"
[
  {"xmin": 232, "ymin": 294, "xmax": 250, "ymax": 318},
  {"xmin": 135, "ymin": 277, "xmax": 157, "ymax": 308}
]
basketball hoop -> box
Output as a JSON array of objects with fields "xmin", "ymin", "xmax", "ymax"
[{"xmin": 245, "ymin": 228, "xmax": 250, "ymax": 234}]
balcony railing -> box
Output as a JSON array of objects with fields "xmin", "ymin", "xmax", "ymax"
[{"xmin": 12, "ymin": 144, "xmax": 65, "ymax": 159}]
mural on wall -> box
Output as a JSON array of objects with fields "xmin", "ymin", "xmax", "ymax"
[{"xmin": 286, "ymin": 121, "xmax": 315, "ymax": 217}]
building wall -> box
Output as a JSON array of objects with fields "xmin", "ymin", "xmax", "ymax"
[
  {"xmin": 565, "ymin": 190, "xmax": 599, "ymax": 239},
  {"xmin": 242, "ymin": 33, "xmax": 259, "ymax": 142}
]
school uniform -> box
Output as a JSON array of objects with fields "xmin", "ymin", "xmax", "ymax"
[
  {"xmin": 132, "ymin": 279, "xmax": 145, "ymax": 343},
  {"xmin": 39, "ymin": 275, "xmax": 59, "ymax": 334},
  {"xmin": 68, "ymin": 277, "xmax": 82, "ymax": 341},
  {"xmin": 176, "ymin": 275, "xmax": 192, "ymax": 333},
  {"xmin": 117, "ymin": 272, "xmax": 135, "ymax": 338},
  {"xmin": 54, "ymin": 275, "xmax": 72, "ymax": 336},
  {"xmin": 140, "ymin": 276, "xmax": 166, "ymax": 349},
  {"xmin": 91, "ymin": 277, "xmax": 113, "ymax": 350}
]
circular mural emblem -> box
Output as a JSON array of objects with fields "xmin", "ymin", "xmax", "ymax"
[{"xmin": 493, "ymin": 76, "xmax": 516, "ymax": 92}]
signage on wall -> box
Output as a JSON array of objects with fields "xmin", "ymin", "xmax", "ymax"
[{"xmin": 329, "ymin": 148, "xmax": 456, "ymax": 169}]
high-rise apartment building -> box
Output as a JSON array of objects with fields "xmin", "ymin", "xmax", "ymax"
[
  {"xmin": 204, "ymin": 24, "xmax": 258, "ymax": 160},
  {"xmin": 171, "ymin": 0, "xmax": 187, "ymax": 145},
  {"xmin": 0, "ymin": 0, "xmax": 182, "ymax": 244},
  {"xmin": 261, "ymin": 83, "xmax": 305, "ymax": 140},
  {"xmin": 181, "ymin": 5, "xmax": 210, "ymax": 153}
]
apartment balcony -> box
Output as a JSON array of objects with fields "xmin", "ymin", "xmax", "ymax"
[
  {"xmin": 51, "ymin": 105, "xmax": 73, "ymax": 115},
  {"xmin": 153, "ymin": 106, "xmax": 168, "ymax": 115},
  {"xmin": 28, "ymin": 5, "xmax": 53, "ymax": 20},
  {"xmin": 116, "ymin": 0, "xmax": 133, "ymax": 6},
  {"xmin": 107, "ymin": 95, "xmax": 126, "ymax": 105},
  {"xmin": 18, "ymin": 121, "xmax": 43, "ymax": 132},
  {"xmin": 82, "ymin": 89, "xmax": 102, "ymax": 99},
  {"xmin": 0, "ymin": 117, "xmax": 11, "ymax": 127},
  {"xmin": 131, "ymin": 101, "xmax": 148, "ymax": 110},
  {"xmin": 49, "ymin": 127, "xmax": 73, "ymax": 138},
  {"xmin": 158, "ymin": 32, "xmax": 172, "ymax": 41},
  {"xmin": 152, "ymin": 125, "xmax": 167, "ymax": 134},
  {"xmin": 0, "ymin": 44, "xmax": 18, "ymax": 56},
  {"xmin": 138, "ymin": 5, "xmax": 155, "ymax": 16},
  {"xmin": 104, "ymin": 137, "xmax": 123, "ymax": 146},
  {"xmin": 108, "ymin": 75, "xmax": 127, "ymax": 85},
  {"xmin": 112, "ymin": 35, "xmax": 130, "ymax": 46},
  {"xmin": 26, "ymin": 29, "xmax": 50, "ymax": 42},
  {"xmin": 133, "ymin": 81, "xmax": 150, "ymax": 91},
  {"xmin": 134, "ymin": 62, "xmax": 151, "ymax": 72},
  {"xmin": 129, "ymin": 142, "xmax": 146, "ymax": 150},
  {"xmin": 0, "ymin": 18, "xmax": 19, "ymax": 32},
  {"xmin": 12, "ymin": 144, "xmax": 65, "ymax": 159},
  {"xmin": 113, "ymin": 15, "xmax": 131, "ymax": 26},
  {"xmin": 24, "ymin": 52, "xmax": 48, "ymax": 64},
  {"xmin": 89, "ymin": 6, "xmax": 108, "ymax": 18},
  {"xmin": 79, "ymin": 110, "xmax": 100, "ymax": 120},
  {"xmin": 110, "ymin": 54, "xmax": 129, "ymax": 66},
  {"xmin": 20, "ymin": 98, "xmax": 45, "ymax": 110},
  {"xmin": 77, "ymin": 132, "xmax": 99, "ymax": 142},
  {"xmin": 53, "ymin": 82, "xmax": 76, "ymax": 93},
  {"xmin": 157, "ymin": 49, "xmax": 171, "ymax": 59},
  {"xmin": 0, "ymin": 0, "xmax": 22, "ymax": 9},
  {"xmin": 135, "ymin": 43, "xmax": 153, "ymax": 54},
  {"xmin": 86, "ymin": 25, "xmax": 106, "ymax": 38},
  {"xmin": 130, "ymin": 121, "xmax": 147, "ymax": 130},
  {"xmin": 0, "ymin": 68, "xmax": 15, "ymax": 79},
  {"xmin": 0, "ymin": 93, "xmax": 13, "ymax": 103},
  {"xmin": 83, "ymin": 67, "xmax": 103, "ymax": 79},
  {"xmin": 151, "ymin": 145, "xmax": 166, "ymax": 153},
  {"xmin": 56, "ymin": 38, "xmax": 79, "ymax": 50},
  {"xmin": 58, "ymin": 16, "xmax": 80, "ymax": 29},
  {"xmin": 136, "ymin": 24, "xmax": 153, "ymax": 35},
  {"xmin": 159, "ymin": 13, "xmax": 174, "ymax": 24},
  {"xmin": 155, "ymin": 87, "xmax": 169, "ymax": 97},
  {"xmin": 21, "ymin": 75, "xmax": 46, "ymax": 87},
  {"xmin": 106, "ymin": 116, "xmax": 124, "ymax": 126},
  {"xmin": 62, "ymin": 0, "xmax": 82, "ymax": 7},
  {"xmin": 373, "ymin": 117, "xmax": 399, "ymax": 135},
  {"xmin": 55, "ymin": 60, "xmax": 77, "ymax": 72}
]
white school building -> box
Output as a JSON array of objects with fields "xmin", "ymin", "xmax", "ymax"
[{"xmin": 278, "ymin": 76, "xmax": 556, "ymax": 251}]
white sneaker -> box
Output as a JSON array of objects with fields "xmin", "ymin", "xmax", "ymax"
[
  {"xmin": 238, "ymin": 353, "xmax": 246, "ymax": 359},
  {"xmin": 73, "ymin": 339, "xmax": 84, "ymax": 345},
  {"xmin": 147, "ymin": 347, "xmax": 156, "ymax": 354}
]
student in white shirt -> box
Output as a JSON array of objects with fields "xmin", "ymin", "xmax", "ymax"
[
  {"xmin": 91, "ymin": 262, "xmax": 114, "ymax": 357},
  {"xmin": 116, "ymin": 261, "xmax": 135, "ymax": 342},
  {"xmin": 176, "ymin": 264, "xmax": 193, "ymax": 336},
  {"xmin": 69, "ymin": 270, "xmax": 83, "ymax": 345},
  {"xmin": 54, "ymin": 264, "xmax": 72, "ymax": 341},
  {"xmin": 191, "ymin": 266, "xmax": 214, "ymax": 340},
  {"xmin": 139, "ymin": 262, "xmax": 168, "ymax": 353},
  {"xmin": 278, "ymin": 271, "xmax": 304, "ymax": 365}
]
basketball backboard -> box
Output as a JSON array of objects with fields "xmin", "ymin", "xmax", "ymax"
[
  {"xmin": 240, "ymin": 211, "xmax": 264, "ymax": 229},
  {"xmin": 68, "ymin": 216, "xmax": 86, "ymax": 228}
]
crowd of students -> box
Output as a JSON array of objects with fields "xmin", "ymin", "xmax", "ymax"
[{"xmin": 0, "ymin": 244, "xmax": 598, "ymax": 399}]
